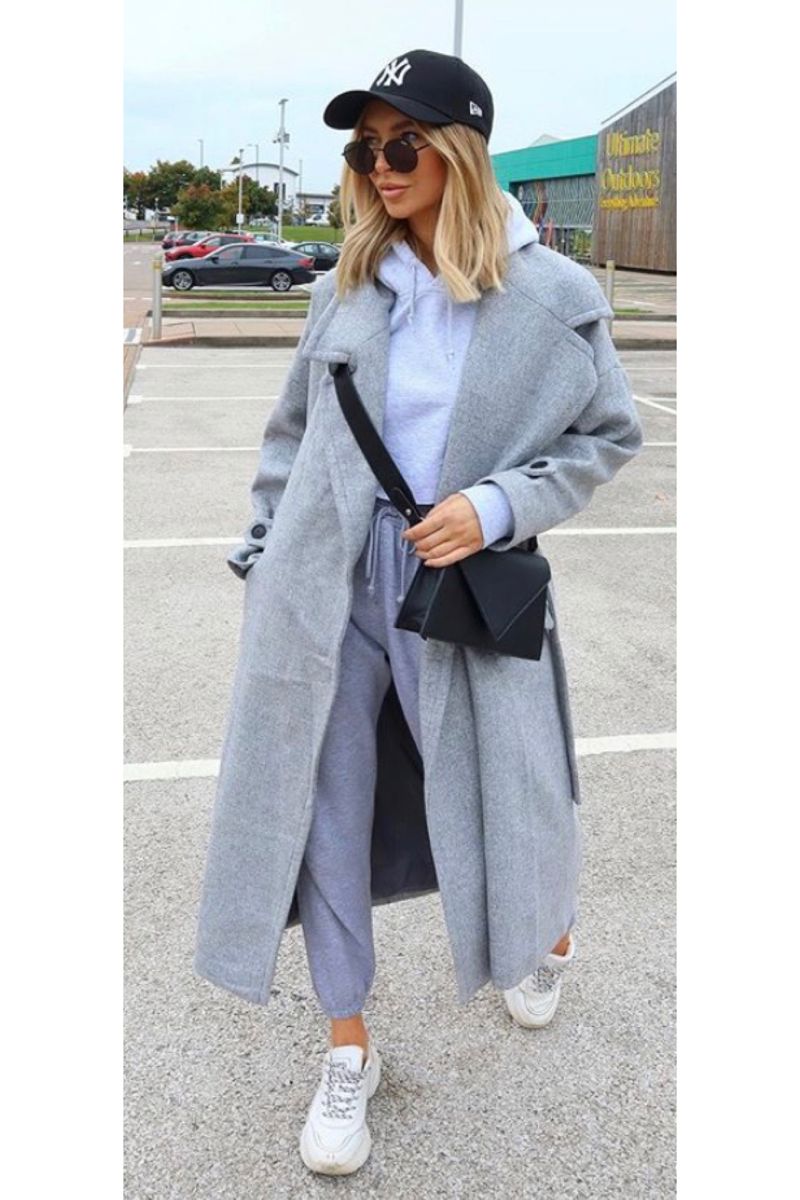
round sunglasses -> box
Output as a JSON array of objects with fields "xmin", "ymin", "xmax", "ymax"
[{"xmin": 342, "ymin": 136, "xmax": 432, "ymax": 176}]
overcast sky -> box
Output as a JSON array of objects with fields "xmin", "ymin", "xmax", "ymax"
[{"xmin": 124, "ymin": 0, "xmax": 675, "ymax": 194}]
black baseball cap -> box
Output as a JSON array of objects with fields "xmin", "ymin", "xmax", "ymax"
[{"xmin": 323, "ymin": 49, "xmax": 494, "ymax": 142}]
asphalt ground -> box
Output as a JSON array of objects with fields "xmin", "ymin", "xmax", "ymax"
[{"xmin": 124, "ymin": 343, "xmax": 676, "ymax": 1196}]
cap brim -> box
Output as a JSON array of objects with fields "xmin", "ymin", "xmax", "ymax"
[{"xmin": 323, "ymin": 89, "xmax": 453, "ymax": 131}]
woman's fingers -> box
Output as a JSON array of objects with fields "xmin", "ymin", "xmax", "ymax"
[{"xmin": 401, "ymin": 494, "xmax": 484, "ymax": 565}]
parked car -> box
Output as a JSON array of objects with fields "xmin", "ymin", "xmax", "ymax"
[
  {"xmin": 165, "ymin": 232, "xmax": 256, "ymax": 262},
  {"xmin": 161, "ymin": 230, "xmax": 209, "ymax": 250},
  {"xmin": 252, "ymin": 235, "xmax": 294, "ymax": 247},
  {"xmin": 161, "ymin": 243, "xmax": 316, "ymax": 292},
  {"xmin": 289, "ymin": 241, "xmax": 341, "ymax": 272}
]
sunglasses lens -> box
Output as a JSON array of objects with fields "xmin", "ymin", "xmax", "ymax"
[
  {"xmin": 344, "ymin": 138, "xmax": 420, "ymax": 174},
  {"xmin": 343, "ymin": 141, "xmax": 374, "ymax": 174},
  {"xmin": 385, "ymin": 139, "xmax": 418, "ymax": 172}
]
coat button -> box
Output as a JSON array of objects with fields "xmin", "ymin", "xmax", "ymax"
[
  {"xmin": 530, "ymin": 460, "xmax": 548, "ymax": 468},
  {"xmin": 251, "ymin": 524, "xmax": 267, "ymax": 538}
]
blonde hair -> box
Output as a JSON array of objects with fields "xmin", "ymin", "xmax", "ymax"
[{"xmin": 334, "ymin": 118, "xmax": 511, "ymax": 304}]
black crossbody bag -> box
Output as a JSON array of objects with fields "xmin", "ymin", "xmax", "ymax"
[{"xmin": 329, "ymin": 362, "xmax": 551, "ymax": 662}]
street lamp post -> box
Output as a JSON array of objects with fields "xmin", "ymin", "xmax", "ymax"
[
  {"xmin": 454, "ymin": 0, "xmax": 463, "ymax": 56},
  {"xmin": 198, "ymin": 138, "xmax": 204, "ymax": 168},
  {"xmin": 275, "ymin": 99, "xmax": 288, "ymax": 241},
  {"xmin": 255, "ymin": 143, "xmax": 259, "ymax": 188},
  {"xmin": 237, "ymin": 147, "xmax": 244, "ymax": 230}
]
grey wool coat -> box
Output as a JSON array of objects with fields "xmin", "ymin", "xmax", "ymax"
[{"xmin": 194, "ymin": 241, "xmax": 644, "ymax": 1008}]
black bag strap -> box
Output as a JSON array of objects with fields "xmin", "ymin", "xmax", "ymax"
[
  {"xmin": 329, "ymin": 361, "xmax": 428, "ymax": 525},
  {"xmin": 328, "ymin": 360, "xmax": 538, "ymax": 552}
]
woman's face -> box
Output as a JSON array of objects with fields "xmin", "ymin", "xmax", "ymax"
[{"xmin": 357, "ymin": 98, "xmax": 447, "ymax": 221}]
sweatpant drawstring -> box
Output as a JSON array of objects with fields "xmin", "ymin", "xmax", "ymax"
[{"xmin": 364, "ymin": 503, "xmax": 419, "ymax": 604}]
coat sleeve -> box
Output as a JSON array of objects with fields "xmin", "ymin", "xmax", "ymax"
[
  {"xmin": 469, "ymin": 314, "xmax": 644, "ymax": 552},
  {"xmin": 227, "ymin": 281, "xmax": 325, "ymax": 579}
]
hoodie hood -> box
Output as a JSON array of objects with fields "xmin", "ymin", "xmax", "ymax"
[{"xmin": 375, "ymin": 188, "xmax": 539, "ymax": 364}]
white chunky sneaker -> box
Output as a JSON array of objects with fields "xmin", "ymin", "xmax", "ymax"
[
  {"xmin": 299, "ymin": 1039, "xmax": 382, "ymax": 1175},
  {"xmin": 502, "ymin": 934, "xmax": 575, "ymax": 1028}
]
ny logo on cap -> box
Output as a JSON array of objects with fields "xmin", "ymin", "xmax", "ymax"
[
  {"xmin": 374, "ymin": 56, "xmax": 412, "ymax": 88},
  {"xmin": 469, "ymin": 100, "xmax": 483, "ymax": 116}
]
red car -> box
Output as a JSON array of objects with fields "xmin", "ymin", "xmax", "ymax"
[{"xmin": 165, "ymin": 232, "xmax": 256, "ymax": 262}]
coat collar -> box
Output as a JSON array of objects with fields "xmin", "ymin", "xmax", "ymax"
[{"xmin": 301, "ymin": 257, "xmax": 542, "ymax": 503}]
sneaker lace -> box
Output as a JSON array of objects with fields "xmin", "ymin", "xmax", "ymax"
[
  {"xmin": 321, "ymin": 1056, "xmax": 364, "ymax": 1119},
  {"xmin": 524, "ymin": 949, "xmax": 574, "ymax": 994},
  {"xmin": 523, "ymin": 964, "xmax": 562, "ymax": 994}
]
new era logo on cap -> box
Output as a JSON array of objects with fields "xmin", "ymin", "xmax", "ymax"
[{"xmin": 469, "ymin": 100, "xmax": 483, "ymax": 116}]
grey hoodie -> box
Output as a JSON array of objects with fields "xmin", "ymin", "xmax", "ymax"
[{"xmin": 374, "ymin": 188, "xmax": 540, "ymax": 546}]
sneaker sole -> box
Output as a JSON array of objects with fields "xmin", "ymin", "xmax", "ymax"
[
  {"xmin": 299, "ymin": 1123, "xmax": 372, "ymax": 1175},
  {"xmin": 503, "ymin": 985, "xmax": 561, "ymax": 1028}
]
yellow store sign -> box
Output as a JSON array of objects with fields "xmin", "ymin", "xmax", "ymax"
[{"xmin": 600, "ymin": 126, "xmax": 662, "ymax": 211}]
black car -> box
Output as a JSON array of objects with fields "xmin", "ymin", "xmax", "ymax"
[
  {"xmin": 288, "ymin": 241, "xmax": 341, "ymax": 272},
  {"xmin": 161, "ymin": 243, "xmax": 317, "ymax": 292}
]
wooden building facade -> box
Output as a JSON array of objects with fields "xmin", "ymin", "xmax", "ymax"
[{"xmin": 591, "ymin": 74, "xmax": 676, "ymax": 272}]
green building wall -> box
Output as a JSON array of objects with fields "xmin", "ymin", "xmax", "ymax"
[{"xmin": 491, "ymin": 135, "xmax": 598, "ymax": 190}]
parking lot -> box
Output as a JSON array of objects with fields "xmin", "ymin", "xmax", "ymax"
[{"xmin": 124, "ymin": 341, "xmax": 676, "ymax": 1197}]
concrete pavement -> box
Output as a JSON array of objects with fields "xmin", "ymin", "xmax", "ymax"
[{"xmin": 124, "ymin": 342, "xmax": 676, "ymax": 1196}]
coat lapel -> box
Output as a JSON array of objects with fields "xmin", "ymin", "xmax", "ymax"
[
  {"xmin": 300, "ymin": 261, "xmax": 538, "ymax": 508},
  {"xmin": 300, "ymin": 277, "xmax": 393, "ymax": 421},
  {"xmin": 299, "ymin": 282, "xmax": 392, "ymax": 561}
]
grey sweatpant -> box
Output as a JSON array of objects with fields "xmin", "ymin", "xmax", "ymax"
[{"xmin": 296, "ymin": 496, "xmax": 434, "ymax": 1018}]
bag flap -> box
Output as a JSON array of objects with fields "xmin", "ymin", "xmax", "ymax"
[{"xmin": 458, "ymin": 549, "xmax": 551, "ymax": 642}]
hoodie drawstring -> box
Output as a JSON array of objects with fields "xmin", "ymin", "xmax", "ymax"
[
  {"xmin": 405, "ymin": 260, "xmax": 454, "ymax": 366},
  {"xmin": 407, "ymin": 263, "xmax": 417, "ymax": 325}
]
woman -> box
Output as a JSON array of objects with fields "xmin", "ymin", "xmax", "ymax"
[{"xmin": 194, "ymin": 48, "xmax": 643, "ymax": 1176}]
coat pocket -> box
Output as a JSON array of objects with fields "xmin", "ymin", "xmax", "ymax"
[{"xmin": 546, "ymin": 624, "xmax": 582, "ymax": 804}]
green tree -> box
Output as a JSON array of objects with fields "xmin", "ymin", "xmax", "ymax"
[
  {"xmin": 242, "ymin": 176, "xmax": 274, "ymax": 218},
  {"xmin": 217, "ymin": 180, "xmax": 244, "ymax": 228},
  {"xmin": 124, "ymin": 169, "xmax": 151, "ymax": 218},
  {"xmin": 173, "ymin": 183, "xmax": 225, "ymax": 231},
  {"xmin": 147, "ymin": 159, "xmax": 197, "ymax": 208},
  {"xmin": 328, "ymin": 184, "xmax": 342, "ymax": 229},
  {"xmin": 192, "ymin": 166, "xmax": 222, "ymax": 190}
]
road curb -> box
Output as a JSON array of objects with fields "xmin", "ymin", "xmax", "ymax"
[
  {"xmin": 157, "ymin": 309, "xmax": 309, "ymax": 320},
  {"xmin": 143, "ymin": 335, "xmax": 303, "ymax": 348}
]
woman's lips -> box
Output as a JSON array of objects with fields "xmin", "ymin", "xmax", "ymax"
[{"xmin": 380, "ymin": 186, "xmax": 408, "ymax": 199}]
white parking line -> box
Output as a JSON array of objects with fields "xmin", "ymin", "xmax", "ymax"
[
  {"xmin": 126, "ymin": 394, "xmax": 279, "ymax": 403},
  {"xmin": 547, "ymin": 526, "xmax": 676, "ymax": 536},
  {"xmin": 128, "ymin": 446, "xmax": 260, "ymax": 453},
  {"xmin": 575, "ymin": 731, "xmax": 676, "ymax": 756},
  {"xmin": 125, "ymin": 443, "xmax": 675, "ymax": 455},
  {"xmin": 125, "ymin": 759, "xmax": 220, "ymax": 782},
  {"xmin": 124, "ymin": 537, "xmax": 240, "ymax": 548},
  {"xmin": 634, "ymin": 394, "xmax": 678, "ymax": 414},
  {"xmin": 124, "ymin": 731, "xmax": 677, "ymax": 782},
  {"xmin": 123, "ymin": 527, "xmax": 676, "ymax": 550},
  {"xmin": 135, "ymin": 363, "xmax": 294, "ymax": 369}
]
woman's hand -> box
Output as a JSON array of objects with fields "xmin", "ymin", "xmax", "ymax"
[{"xmin": 400, "ymin": 493, "xmax": 483, "ymax": 567}]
